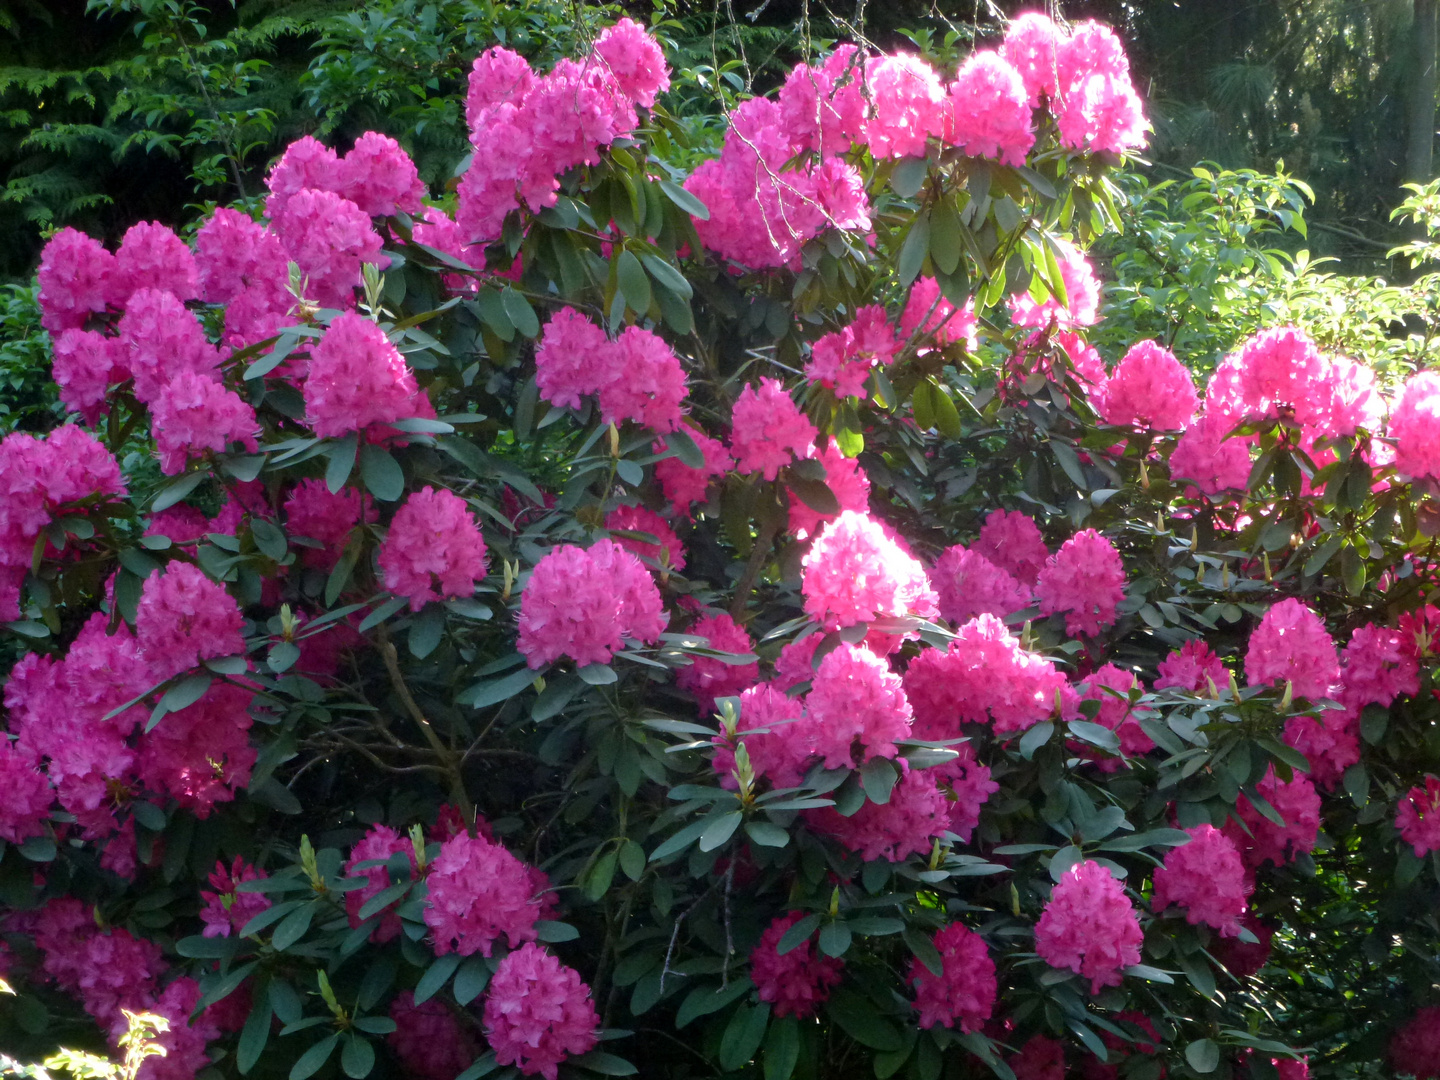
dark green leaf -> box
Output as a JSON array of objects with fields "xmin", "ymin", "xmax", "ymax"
[
  {"xmin": 289, "ymin": 1034, "xmax": 340, "ymax": 1080},
  {"xmin": 617, "ymin": 250, "xmax": 651, "ymax": 313},
  {"xmin": 415, "ymin": 953, "xmax": 462, "ymax": 1004},
  {"xmin": 326, "ymin": 434, "xmax": 359, "ymax": 494},
  {"xmin": 360, "ymin": 444, "xmax": 405, "ymax": 502},
  {"xmin": 341, "ymin": 1034, "xmax": 375, "ymax": 1079}
]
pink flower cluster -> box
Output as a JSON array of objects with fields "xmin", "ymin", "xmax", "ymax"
[
  {"xmin": 534, "ymin": 308, "xmax": 688, "ymax": 432},
  {"xmin": 0, "ymin": 739, "xmax": 53, "ymax": 844},
  {"xmin": 517, "ymin": 540, "xmax": 668, "ymax": 668},
  {"xmin": 379, "ymin": 486, "xmax": 489, "ymax": 610},
  {"xmin": 345, "ymin": 824, "xmax": 418, "ymax": 943},
  {"xmin": 801, "ymin": 511, "xmax": 938, "ymax": 631},
  {"xmin": 1034, "ymin": 860, "xmax": 1143, "ymax": 993},
  {"xmin": 458, "ymin": 22, "xmax": 667, "ymax": 242},
  {"xmin": 655, "ymin": 430, "xmax": 733, "ymax": 517},
  {"xmin": 284, "ymin": 479, "xmax": 375, "ymax": 568},
  {"xmin": 932, "ymin": 544, "xmax": 1031, "ymax": 625},
  {"xmin": 1034, "ymin": 529, "xmax": 1126, "ymax": 637},
  {"xmin": 804, "ymin": 306, "xmax": 898, "ymax": 399},
  {"xmin": 901, "ymin": 278, "xmax": 979, "ymax": 351},
  {"xmin": 1151, "ymin": 824, "xmax": 1250, "ymax": 936},
  {"xmin": 750, "ymin": 912, "xmax": 844, "ymax": 1018},
  {"xmin": 424, "ymin": 831, "xmax": 546, "ymax": 956},
  {"xmin": 1390, "ymin": 1006, "xmax": 1440, "ymax": 1079},
  {"xmin": 676, "ymin": 613, "xmax": 758, "ymax": 715},
  {"xmin": 1155, "ymin": 639, "xmax": 1227, "ymax": 693},
  {"xmin": 1392, "ymin": 370, "xmax": 1440, "ymax": 480},
  {"xmin": 1397, "ymin": 776, "xmax": 1440, "ymax": 858},
  {"xmin": 304, "ymin": 312, "xmax": 433, "ymax": 439},
  {"xmin": 482, "ymin": 942, "xmax": 599, "ymax": 1079},
  {"xmin": 809, "ymin": 765, "xmax": 952, "ymax": 861},
  {"xmin": 199, "ymin": 857, "xmax": 271, "ymax": 938},
  {"xmin": 1244, "ymin": 598, "xmax": 1339, "ymax": 700},
  {"xmin": 787, "ymin": 439, "xmax": 871, "ymax": 540},
  {"xmin": 1094, "ymin": 340, "xmax": 1198, "ymax": 430},
  {"xmin": 605, "ymin": 505, "xmax": 686, "ymax": 570},
  {"xmin": 803, "ymin": 642, "xmax": 913, "ymax": 769},
  {"xmin": 1079, "ymin": 663, "xmax": 1153, "ymax": 758},
  {"xmin": 730, "ymin": 378, "xmax": 819, "ymax": 480},
  {"xmin": 974, "ymin": 508, "xmax": 1049, "ymax": 586},
  {"xmin": 909, "ymin": 923, "xmax": 996, "ymax": 1032},
  {"xmin": 387, "ymin": 991, "xmax": 479, "ymax": 1080},
  {"xmin": 1224, "ymin": 767, "xmax": 1321, "ymax": 869},
  {"xmin": 1009, "ymin": 239, "xmax": 1102, "ymax": 330}
]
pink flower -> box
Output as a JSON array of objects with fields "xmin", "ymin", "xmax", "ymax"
[
  {"xmin": 117, "ymin": 288, "xmax": 221, "ymax": 403},
  {"xmin": 1168, "ymin": 414, "xmax": 1252, "ymax": 496},
  {"xmin": 149, "ymin": 371, "xmax": 260, "ymax": 475},
  {"xmin": 864, "ymin": 54, "xmax": 947, "ymax": 159},
  {"xmin": 1215, "ymin": 913, "xmax": 1273, "ymax": 976},
  {"xmin": 1055, "ymin": 71, "xmax": 1147, "ymax": 154},
  {"xmin": 1034, "ymin": 860, "xmax": 1143, "ymax": 993},
  {"xmin": 135, "ymin": 562, "xmax": 245, "ymax": 679},
  {"xmin": 113, "ymin": 221, "xmax": 199, "ymax": 306},
  {"xmin": 932, "ymin": 545, "xmax": 1031, "ymax": 624},
  {"xmin": 1094, "ymin": 340, "xmax": 1197, "ymax": 430},
  {"xmin": 466, "ymin": 46, "xmax": 536, "ymax": 128},
  {"xmin": 32, "ymin": 899, "xmax": 166, "ymax": 1030},
  {"xmin": 1151, "ymin": 824, "xmax": 1249, "ymax": 936},
  {"xmin": 1317, "ymin": 356, "xmax": 1384, "ymax": 438},
  {"xmin": 944, "ymin": 52, "xmax": 1034, "ymax": 165},
  {"xmin": 1390, "ymin": 1006, "xmax": 1440, "ymax": 1079},
  {"xmin": 1001, "ymin": 12, "xmax": 1066, "ymax": 104},
  {"xmin": 483, "ymin": 943, "xmax": 599, "ymax": 1080},
  {"xmin": 777, "ymin": 45, "xmax": 868, "ymax": 154},
  {"xmin": 194, "ymin": 206, "xmax": 289, "ymax": 304},
  {"xmin": 518, "ymin": 540, "xmax": 667, "ymax": 668},
  {"xmin": 934, "ymin": 742, "xmax": 998, "ymax": 841},
  {"xmin": 1079, "ymin": 663, "xmax": 1153, "ymax": 757},
  {"xmin": 974, "ymin": 508, "xmax": 1049, "ymax": 586},
  {"xmin": 605, "ymin": 504, "xmax": 686, "ymax": 570},
  {"xmin": 801, "ymin": 511, "xmax": 938, "ymax": 630},
  {"xmin": 804, "ymin": 642, "xmax": 912, "ymax": 769},
  {"xmin": 0, "ymin": 740, "xmax": 52, "ymax": 844},
  {"xmin": 273, "ymin": 187, "xmax": 384, "ymax": 308},
  {"xmin": 1008, "ymin": 239, "xmax": 1100, "ymax": 330},
  {"xmin": 1391, "ymin": 370, "xmax": 1440, "ymax": 480},
  {"xmin": 1281, "ymin": 710, "xmax": 1360, "ymax": 789},
  {"xmin": 808, "ymin": 764, "xmax": 951, "ymax": 861},
  {"xmin": 1339, "ymin": 623, "xmax": 1419, "ymax": 711},
  {"xmin": 901, "ymin": 278, "xmax": 978, "ymax": 350},
  {"xmin": 137, "ymin": 681, "xmax": 256, "ymax": 817},
  {"xmin": 805, "ymin": 306, "xmax": 898, "ymax": 400},
  {"xmin": 593, "ymin": 18, "xmax": 670, "ymax": 107},
  {"xmin": 387, "ymin": 991, "xmax": 480, "ymax": 1080},
  {"xmin": 1223, "ymin": 766, "xmax": 1321, "ymax": 869},
  {"xmin": 199, "ymin": 857, "xmax": 271, "ymax": 938},
  {"xmin": 284, "ymin": 479, "xmax": 374, "ymax": 568},
  {"xmin": 265, "ymin": 135, "xmax": 342, "ymax": 220},
  {"xmin": 1009, "ymin": 1035, "xmax": 1066, "ymax": 1080},
  {"xmin": 345, "ymin": 824, "xmax": 417, "ymax": 943},
  {"xmin": 304, "ymin": 312, "xmax": 429, "ymax": 438},
  {"xmin": 711, "ymin": 682, "xmax": 812, "ymax": 789},
  {"xmin": 37, "ymin": 227, "xmax": 118, "ymax": 333},
  {"xmin": 410, "ymin": 207, "xmax": 481, "ymax": 294},
  {"xmin": 1034, "ymin": 529, "xmax": 1126, "ymax": 637},
  {"xmin": 730, "ymin": 378, "xmax": 818, "ymax": 480},
  {"xmin": 599, "ymin": 325, "xmax": 687, "ymax": 432},
  {"xmin": 1155, "ymin": 639, "xmax": 1226, "ymax": 693},
  {"xmin": 909, "ymin": 923, "xmax": 996, "ymax": 1032},
  {"xmin": 1397, "ymin": 776, "xmax": 1440, "ymax": 858},
  {"xmin": 1234, "ymin": 327, "xmax": 1330, "ymax": 426},
  {"xmin": 379, "ymin": 486, "xmax": 489, "ymax": 611},
  {"xmin": 788, "ymin": 438, "xmax": 871, "ymax": 540},
  {"xmin": 50, "ymin": 329, "xmax": 126, "ymax": 424},
  {"xmin": 337, "ymin": 131, "xmax": 426, "ymax": 217},
  {"xmin": 750, "ymin": 912, "xmax": 844, "ymax": 1018},
  {"xmin": 425, "ymin": 831, "xmax": 546, "ymax": 957},
  {"xmin": 654, "ymin": 430, "xmax": 733, "ymax": 517},
  {"xmin": 1244, "ymin": 597, "xmax": 1339, "ymax": 701},
  {"xmin": 535, "ymin": 306, "xmax": 612, "ymax": 410},
  {"xmin": 677, "ymin": 613, "xmax": 758, "ymax": 716}
]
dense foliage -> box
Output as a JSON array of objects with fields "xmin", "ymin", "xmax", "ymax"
[{"xmin": 3, "ymin": 11, "xmax": 1440, "ymax": 1080}]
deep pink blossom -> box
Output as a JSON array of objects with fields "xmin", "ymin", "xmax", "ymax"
[
  {"xmin": 805, "ymin": 306, "xmax": 898, "ymax": 399},
  {"xmin": 1234, "ymin": 327, "xmax": 1330, "ymax": 427},
  {"xmin": 1391, "ymin": 370, "xmax": 1440, "ymax": 480},
  {"xmin": 264, "ymin": 135, "xmax": 341, "ymax": 219},
  {"xmin": 901, "ymin": 277, "xmax": 978, "ymax": 350},
  {"xmin": 1079, "ymin": 663, "xmax": 1153, "ymax": 757},
  {"xmin": 304, "ymin": 312, "xmax": 429, "ymax": 437},
  {"xmin": 1034, "ymin": 860, "xmax": 1143, "ymax": 993},
  {"xmin": 135, "ymin": 562, "xmax": 244, "ymax": 679},
  {"xmin": 730, "ymin": 378, "xmax": 818, "ymax": 480},
  {"xmin": 606, "ymin": 504, "xmax": 686, "ymax": 570},
  {"xmin": 31, "ymin": 899, "xmax": 166, "ymax": 1029},
  {"xmin": 1151, "ymin": 824, "xmax": 1249, "ymax": 936},
  {"xmin": 199, "ymin": 857, "xmax": 271, "ymax": 938},
  {"xmin": 934, "ymin": 742, "xmax": 999, "ymax": 841},
  {"xmin": 379, "ymin": 486, "xmax": 489, "ymax": 610},
  {"xmin": 864, "ymin": 54, "xmax": 947, "ymax": 158},
  {"xmin": 535, "ymin": 306, "xmax": 612, "ymax": 410},
  {"xmin": 0, "ymin": 740, "xmax": 53, "ymax": 844},
  {"xmin": 1035, "ymin": 529, "xmax": 1126, "ymax": 637},
  {"xmin": 1001, "ymin": 12, "xmax": 1066, "ymax": 104},
  {"xmin": 518, "ymin": 540, "xmax": 667, "ymax": 668},
  {"xmin": 388, "ymin": 991, "xmax": 480, "ymax": 1080},
  {"xmin": 1095, "ymin": 340, "xmax": 1197, "ymax": 430},
  {"xmin": 426, "ymin": 831, "xmax": 546, "ymax": 956},
  {"xmin": 677, "ymin": 613, "xmax": 758, "ymax": 715},
  {"xmin": 1168, "ymin": 414, "xmax": 1252, "ymax": 496},
  {"xmin": 1155, "ymin": 639, "xmax": 1227, "ymax": 693},
  {"xmin": 133, "ymin": 976, "xmax": 220, "ymax": 1080},
  {"xmin": 593, "ymin": 18, "xmax": 670, "ymax": 107},
  {"xmin": 273, "ymin": 187, "xmax": 384, "ymax": 308},
  {"xmin": 1244, "ymin": 598, "xmax": 1339, "ymax": 700},
  {"xmin": 338, "ymin": 131, "xmax": 426, "ymax": 217},
  {"xmin": 1224, "ymin": 767, "xmax": 1321, "ymax": 869},
  {"xmin": 483, "ymin": 943, "xmax": 599, "ymax": 1080},
  {"xmin": 346, "ymin": 824, "xmax": 417, "ymax": 943},
  {"xmin": 711, "ymin": 682, "xmax": 812, "ymax": 789},
  {"xmin": 1008, "ymin": 239, "xmax": 1100, "ymax": 330},
  {"xmin": 284, "ymin": 479, "xmax": 374, "ymax": 568},
  {"xmin": 801, "ymin": 511, "xmax": 937, "ymax": 630},
  {"xmin": 654, "ymin": 430, "xmax": 733, "ymax": 517},
  {"xmin": 944, "ymin": 52, "xmax": 1034, "ymax": 165},
  {"xmin": 1055, "ymin": 71, "xmax": 1147, "ymax": 154},
  {"xmin": 909, "ymin": 923, "xmax": 996, "ymax": 1032},
  {"xmin": 37, "ymin": 227, "xmax": 118, "ymax": 333},
  {"xmin": 149, "ymin": 371, "xmax": 259, "ymax": 475},
  {"xmin": 803, "ymin": 642, "xmax": 912, "ymax": 769},
  {"xmin": 1339, "ymin": 622, "xmax": 1415, "ymax": 709},
  {"xmin": 1390, "ymin": 1007, "xmax": 1440, "ymax": 1079},
  {"xmin": 599, "ymin": 325, "xmax": 687, "ymax": 432},
  {"xmin": 808, "ymin": 764, "xmax": 951, "ymax": 861},
  {"xmin": 750, "ymin": 912, "xmax": 844, "ymax": 1018},
  {"xmin": 466, "ymin": 46, "xmax": 536, "ymax": 128},
  {"xmin": 1009, "ymin": 1035, "xmax": 1066, "ymax": 1080},
  {"xmin": 788, "ymin": 438, "xmax": 871, "ymax": 540},
  {"xmin": 137, "ymin": 681, "xmax": 256, "ymax": 816},
  {"xmin": 113, "ymin": 221, "xmax": 199, "ymax": 305},
  {"xmin": 51, "ymin": 329, "xmax": 127, "ymax": 423},
  {"xmin": 117, "ymin": 288, "xmax": 221, "ymax": 403},
  {"xmin": 974, "ymin": 509, "xmax": 1049, "ymax": 586},
  {"xmin": 777, "ymin": 45, "xmax": 868, "ymax": 154},
  {"xmin": 1397, "ymin": 776, "xmax": 1440, "ymax": 858},
  {"xmin": 1282, "ymin": 710, "xmax": 1359, "ymax": 790},
  {"xmin": 932, "ymin": 544, "xmax": 1030, "ymax": 624},
  {"xmin": 195, "ymin": 206, "xmax": 289, "ymax": 304}
]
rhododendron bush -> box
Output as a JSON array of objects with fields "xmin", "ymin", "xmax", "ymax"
[{"xmin": 3, "ymin": 11, "xmax": 1439, "ymax": 1080}]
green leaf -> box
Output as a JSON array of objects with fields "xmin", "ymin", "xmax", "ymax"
[
  {"xmin": 1018, "ymin": 722, "xmax": 1054, "ymax": 760},
  {"xmin": 251, "ymin": 519, "xmax": 288, "ymax": 561},
  {"xmin": 569, "ymin": 1051, "xmax": 640, "ymax": 1076},
  {"xmin": 152, "ymin": 471, "xmax": 207, "ymax": 513},
  {"xmin": 475, "ymin": 291, "xmax": 515, "ymax": 341},
  {"xmin": 640, "ymin": 253, "xmax": 693, "ymax": 300},
  {"xmin": 462, "ymin": 666, "xmax": 536, "ymax": 709},
  {"xmin": 1185, "ymin": 1039, "xmax": 1220, "ymax": 1074},
  {"xmin": 826, "ymin": 989, "xmax": 904, "ymax": 1051},
  {"xmin": 326, "ymin": 434, "xmax": 359, "ymax": 494},
  {"xmin": 454, "ymin": 956, "xmax": 492, "ymax": 1006},
  {"xmin": 890, "ymin": 157, "xmax": 928, "ymax": 198},
  {"xmin": 904, "ymin": 927, "xmax": 942, "ymax": 976},
  {"xmin": 745, "ymin": 820, "xmax": 790, "ymax": 848},
  {"xmin": 535, "ymin": 920, "xmax": 581, "ymax": 943},
  {"xmin": 786, "ymin": 475, "xmax": 840, "ymax": 515},
  {"xmin": 861, "ymin": 757, "xmax": 899, "ymax": 804},
  {"xmin": 578, "ymin": 663, "xmax": 617, "ymax": 685},
  {"xmin": 659, "ymin": 179, "xmax": 709, "ymax": 220},
  {"xmin": 271, "ymin": 902, "xmax": 316, "ymax": 952},
  {"xmin": 1068, "ymin": 720, "xmax": 1120, "ymax": 752},
  {"xmin": 819, "ymin": 921, "xmax": 852, "ymax": 958},
  {"xmin": 176, "ymin": 934, "xmax": 242, "ymax": 959},
  {"xmin": 719, "ymin": 1002, "xmax": 770, "ymax": 1072},
  {"xmin": 360, "ymin": 444, "xmax": 405, "ymax": 502},
  {"xmin": 618, "ymin": 838, "xmax": 646, "ymax": 879},
  {"xmin": 676, "ymin": 979, "xmax": 751, "ymax": 1027},
  {"xmin": 764, "ymin": 1016, "xmax": 800, "ymax": 1080},
  {"xmin": 584, "ymin": 850, "xmax": 618, "ymax": 901},
  {"xmin": 237, "ymin": 992, "xmax": 273, "ymax": 1074},
  {"xmin": 341, "ymin": 1034, "xmax": 375, "ymax": 1079},
  {"xmin": 415, "ymin": 953, "xmax": 462, "ymax": 1005},
  {"xmin": 930, "ymin": 196, "xmax": 962, "ymax": 275},
  {"xmin": 898, "ymin": 212, "xmax": 931, "ymax": 286},
  {"xmin": 500, "ymin": 287, "xmax": 540, "ymax": 338},
  {"xmin": 409, "ymin": 603, "xmax": 445, "ymax": 659},
  {"xmin": 776, "ymin": 913, "xmax": 820, "ymax": 955},
  {"xmin": 132, "ymin": 801, "xmax": 166, "ymax": 831},
  {"xmin": 650, "ymin": 816, "xmax": 713, "ymax": 861},
  {"xmin": 290, "ymin": 1034, "xmax": 339, "ymax": 1080},
  {"xmin": 617, "ymin": 250, "xmax": 652, "ymax": 314},
  {"xmin": 698, "ymin": 810, "xmax": 742, "ymax": 852}
]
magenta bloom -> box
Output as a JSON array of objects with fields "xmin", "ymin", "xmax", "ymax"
[
  {"xmin": 864, "ymin": 53, "xmax": 947, "ymax": 159},
  {"xmin": 1234, "ymin": 326, "xmax": 1330, "ymax": 427},
  {"xmin": 804, "ymin": 642, "xmax": 913, "ymax": 770},
  {"xmin": 1155, "ymin": 639, "xmax": 1227, "ymax": 693},
  {"xmin": 1244, "ymin": 597, "xmax": 1339, "ymax": 700},
  {"xmin": 517, "ymin": 540, "xmax": 667, "ymax": 668},
  {"xmin": 199, "ymin": 857, "xmax": 271, "ymax": 938},
  {"xmin": 345, "ymin": 824, "xmax": 417, "ymax": 943},
  {"xmin": 750, "ymin": 912, "xmax": 844, "ymax": 1018},
  {"xmin": 711, "ymin": 682, "xmax": 812, "ymax": 790},
  {"xmin": 137, "ymin": 680, "xmax": 256, "ymax": 817},
  {"xmin": 1008, "ymin": 239, "xmax": 1100, "ymax": 330},
  {"xmin": 593, "ymin": 17, "xmax": 671, "ymax": 107},
  {"xmin": 654, "ymin": 429, "xmax": 733, "ymax": 518},
  {"xmin": 1034, "ymin": 529, "xmax": 1126, "ymax": 637},
  {"xmin": 425, "ymin": 831, "xmax": 546, "ymax": 957},
  {"xmin": 1001, "ymin": 12, "xmax": 1066, "ymax": 104},
  {"xmin": 337, "ymin": 131, "xmax": 426, "ymax": 217},
  {"xmin": 944, "ymin": 51, "xmax": 1034, "ymax": 165},
  {"xmin": 807, "ymin": 765, "xmax": 950, "ymax": 861},
  {"xmin": 1079, "ymin": 662, "xmax": 1153, "ymax": 757},
  {"xmin": 135, "ymin": 562, "xmax": 245, "ymax": 679},
  {"xmin": 1168, "ymin": 414, "xmax": 1252, "ymax": 496},
  {"xmin": 1397, "ymin": 776, "xmax": 1440, "ymax": 858},
  {"xmin": 1035, "ymin": 860, "xmax": 1143, "ymax": 993},
  {"xmin": 730, "ymin": 377, "xmax": 818, "ymax": 480},
  {"xmin": 264, "ymin": 135, "xmax": 341, "ymax": 220},
  {"xmin": 676, "ymin": 613, "xmax": 757, "ymax": 716},
  {"xmin": 788, "ymin": 438, "xmax": 871, "ymax": 541},
  {"xmin": 149, "ymin": 371, "xmax": 260, "ymax": 475},
  {"xmin": 1095, "ymin": 340, "xmax": 1197, "ymax": 430},
  {"xmin": 273, "ymin": 187, "xmax": 384, "ymax": 308},
  {"xmin": 1391, "ymin": 1006, "xmax": 1440, "ymax": 1079},
  {"xmin": 0, "ymin": 741, "xmax": 53, "ymax": 845},
  {"xmin": 974, "ymin": 508, "xmax": 1049, "ymax": 586},
  {"xmin": 909, "ymin": 923, "xmax": 996, "ymax": 1032},
  {"xmin": 117, "ymin": 288, "xmax": 221, "ymax": 404},
  {"xmin": 535, "ymin": 307, "xmax": 612, "ymax": 410},
  {"xmin": 304, "ymin": 312, "xmax": 429, "ymax": 438},
  {"xmin": 777, "ymin": 45, "xmax": 868, "ymax": 155},
  {"xmin": 113, "ymin": 220, "xmax": 199, "ymax": 305},
  {"xmin": 1224, "ymin": 766, "xmax": 1321, "ymax": 869},
  {"xmin": 901, "ymin": 277, "xmax": 978, "ymax": 350},
  {"xmin": 801, "ymin": 511, "xmax": 937, "ymax": 631},
  {"xmin": 1151, "ymin": 825, "xmax": 1250, "ymax": 937},
  {"xmin": 483, "ymin": 943, "xmax": 599, "ymax": 1079},
  {"xmin": 36, "ymin": 227, "xmax": 118, "ymax": 333},
  {"xmin": 605, "ymin": 504, "xmax": 686, "ymax": 570},
  {"xmin": 378, "ymin": 486, "xmax": 489, "ymax": 611},
  {"xmin": 1391, "ymin": 370, "xmax": 1440, "ymax": 481},
  {"xmin": 387, "ymin": 991, "xmax": 479, "ymax": 1080},
  {"xmin": 284, "ymin": 478, "xmax": 374, "ymax": 568},
  {"xmin": 932, "ymin": 544, "xmax": 1031, "ymax": 625}
]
